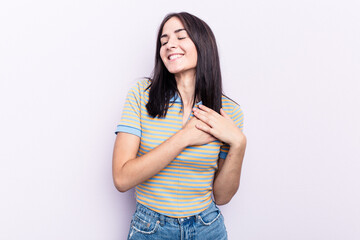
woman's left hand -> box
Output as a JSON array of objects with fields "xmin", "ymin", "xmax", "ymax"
[{"xmin": 193, "ymin": 105, "xmax": 246, "ymax": 148}]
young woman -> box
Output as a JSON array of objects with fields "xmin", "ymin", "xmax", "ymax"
[{"xmin": 112, "ymin": 12, "xmax": 246, "ymax": 240}]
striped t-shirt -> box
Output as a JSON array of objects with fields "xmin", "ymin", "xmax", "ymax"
[{"xmin": 115, "ymin": 79, "xmax": 244, "ymax": 217}]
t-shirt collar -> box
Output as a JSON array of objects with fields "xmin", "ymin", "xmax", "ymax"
[{"xmin": 170, "ymin": 92, "xmax": 202, "ymax": 105}]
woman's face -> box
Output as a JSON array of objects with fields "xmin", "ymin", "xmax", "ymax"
[{"xmin": 159, "ymin": 17, "xmax": 198, "ymax": 76}]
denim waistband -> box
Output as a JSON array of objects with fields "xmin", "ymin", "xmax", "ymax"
[{"xmin": 134, "ymin": 201, "xmax": 219, "ymax": 225}]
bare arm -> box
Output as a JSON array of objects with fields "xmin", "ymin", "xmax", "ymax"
[
  {"xmin": 192, "ymin": 105, "xmax": 247, "ymax": 205},
  {"xmin": 212, "ymin": 139, "xmax": 246, "ymax": 205},
  {"xmin": 112, "ymin": 117, "xmax": 216, "ymax": 192}
]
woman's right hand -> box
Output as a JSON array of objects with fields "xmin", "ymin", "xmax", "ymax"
[
  {"xmin": 113, "ymin": 116, "xmax": 215, "ymax": 192},
  {"xmin": 181, "ymin": 116, "xmax": 217, "ymax": 146}
]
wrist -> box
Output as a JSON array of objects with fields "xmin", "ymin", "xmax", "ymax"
[
  {"xmin": 173, "ymin": 129, "xmax": 190, "ymax": 148},
  {"xmin": 229, "ymin": 134, "xmax": 247, "ymax": 150}
]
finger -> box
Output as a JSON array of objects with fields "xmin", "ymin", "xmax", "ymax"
[
  {"xmin": 208, "ymin": 136, "xmax": 217, "ymax": 142},
  {"xmin": 193, "ymin": 116, "xmax": 212, "ymax": 128},
  {"xmin": 220, "ymin": 108, "xmax": 231, "ymax": 120},
  {"xmin": 193, "ymin": 110, "xmax": 215, "ymax": 127},
  {"xmin": 198, "ymin": 104, "xmax": 215, "ymax": 114},
  {"xmin": 195, "ymin": 123, "xmax": 213, "ymax": 135},
  {"xmin": 194, "ymin": 107, "xmax": 219, "ymax": 121}
]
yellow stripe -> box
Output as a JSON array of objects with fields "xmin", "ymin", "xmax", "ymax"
[
  {"xmin": 119, "ymin": 122, "xmax": 139, "ymax": 129},
  {"xmin": 141, "ymin": 118, "xmax": 181, "ymax": 128},
  {"xmin": 120, "ymin": 119, "xmax": 139, "ymax": 126},
  {"xmin": 152, "ymin": 176, "xmax": 213, "ymax": 182},
  {"xmin": 142, "ymin": 114, "xmax": 182, "ymax": 122},
  {"xmin": 138, "ymin": 148, "xmax": 148, "ymax": 155},
  {"xmin": 120, "ymin": 114, "xmax": 139, "ymax": 122},
  {"xmin": 222, "ymin": 106, "xmax": 233, "ymax": 109},
  {"xmin": 165, "ymin": 164, "xmax": 215, "ymax": 172},
  {"xmin": 147, "ymin": 179, "xmax": 210, "ymax": 186},
  {"xmin": 140, "ymin": 138, "xmax": 164, "ymax": 144},
  {"xmin": 142, "ymin": 132, "xmax": 169, "ymax": 140},
  {"xmin": 142, "ymin": 182, "xmax": 212, "ymax": 190},
  {"xmin": 140, "ymin": 125, "xmax": 178, "ymax": 131},
  {"xmin": 170, "ymin": 161, "xmax": 218, "ymax": 168},
  {"xmin": 160, "ymin": 169, "xmax": 215, "ymax": 176},
  {"xmin": 141, "ymin": 130, "xmax": 173, "ymax": 137},
  {"xmin": 137, "ymin": 187, "xmax": 210, "ymax": 199},
  {"xmin": 183, "ymin": 148, "xmax": 220, "ymax": 154},
  {"xmin": 137, "ymin": 185, "xmax": 209, "ymax": 194},
  {"xmin": 175, "ymin": 156, "xmax": 217, "ymax": 162},
  {"xmin": 234, "ymin": 115, "xmax": 244, "ymax": 123},
  {"xmin": 122, "ymin": 106, "xmax": 139, "ymax": 112},
  {"xmin": 179, "ymin": 151, "xmax": 219, "ymax": 157}
]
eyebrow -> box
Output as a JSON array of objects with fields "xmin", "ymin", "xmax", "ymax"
[{"xmin": 160, "ymin": 28, "xmax": 186, "ymax": 39}]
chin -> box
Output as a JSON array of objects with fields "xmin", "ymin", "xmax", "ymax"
[{"xmin": 167, "ymin": 68, "xmax": 184, "ymax": 74}]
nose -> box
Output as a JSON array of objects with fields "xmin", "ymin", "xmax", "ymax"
[{"xmin": 166, "ymin": 36, "xmax": 178, "ymax": 49}]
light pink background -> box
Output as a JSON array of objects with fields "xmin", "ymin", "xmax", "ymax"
[{"xmin": 1, "ymin": 0, "xmax": 359, "ymax": 239}]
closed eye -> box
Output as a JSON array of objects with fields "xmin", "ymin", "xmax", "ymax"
[{"xmin": 161, "ymin": 37, "xmax": 186, "ymax": 46}]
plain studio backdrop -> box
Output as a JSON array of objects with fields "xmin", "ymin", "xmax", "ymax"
[{"xmin": 0, "ymin": 0, "xmax": 359, "ymax": 239}]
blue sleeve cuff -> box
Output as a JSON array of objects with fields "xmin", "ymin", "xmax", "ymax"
[
  {"xmin": 219, "ymin": 151, "xmax": 228, "ymax": 160},
  {"xmin": 115, "ymin": 125, "xmax": 141, "ymax": 138}
]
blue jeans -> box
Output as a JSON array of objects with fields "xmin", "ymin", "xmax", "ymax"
[{"xmin": 127, "ymin": 201, "xmax": 228, "ymax": 240}]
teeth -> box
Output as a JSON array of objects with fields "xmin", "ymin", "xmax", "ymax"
[{"xmin": 169, "ymin": 54, "xmax": 183, "ymax": 60}]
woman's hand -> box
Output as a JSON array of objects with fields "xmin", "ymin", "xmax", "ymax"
[
  {"xmin": 181, "ymin": 116, "xmax": 217, "ymax": 146},
  {"xmin": 192, "ymin": 105, "xmax": 246, "ymax": 148}
]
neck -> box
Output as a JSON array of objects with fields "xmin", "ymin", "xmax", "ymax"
[{"xmin": 175, "ymin": 70, "xmax": 196, "ymax": 107}]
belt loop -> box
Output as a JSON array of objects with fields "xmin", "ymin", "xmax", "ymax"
[{"xmin": 160, "ymin": 214, "xmax": 165, "ymax": 227}]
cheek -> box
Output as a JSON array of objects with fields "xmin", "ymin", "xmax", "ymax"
[
  {"xmin": 159, "ymin": 49, "xmax": 167, "ymax": 63},
  {"xmin": 189, "ymin": 47, "xmax": 198, "ymax": 64},
  {"xmin": 185, "ymin": 43, "xmax": 197, "ymax": 61}
]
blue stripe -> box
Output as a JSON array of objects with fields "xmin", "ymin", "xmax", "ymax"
[
  {"xmin": 136, "ymin": 185, "xmax": 209, "ymax": 195},
  {"xmin": 160, "ymin": 170, "xmax": 214, "ymax": 177},
  {"xmin": 176, "ymin": 153, "xmax": 217, "ymax": 160},
  {"xmin": 142, "ymin": 181, "xmax": 211, "ymax": 189},
  {"xmin": 219, "ymin": 151, "xmax": 228, "ymax": 159},
  {"xmin": 141, "ymin": 120, "xmax": 182, "ymax": 128},
  {"xmin": 152, "ymin": 175, "xmax": 214, "ymax": 183},
  {"xmin": 115, "ymin": 125, "xmax": 141, "ymax": 137},
  {"xmin": 166, "ymin": 164, "xmax": 214, "ymax": 171},
  {"xmin": 141, "ymin": 127, "xmax": 178, "ymax": 134}
]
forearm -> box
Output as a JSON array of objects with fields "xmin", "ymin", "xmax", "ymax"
[
  {"xmin": 115, "ymin": 130, "xmax": 188, "ymax": 192},
  {"xmin": 213, "ymin": 143, "xmax": 246, "ymax": 205}
]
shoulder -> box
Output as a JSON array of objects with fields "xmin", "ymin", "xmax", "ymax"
[
  {"xmin": 221, "ymin": 95, "xmax": 244, "ymax": 128},
  {"xmin": 127, "ymin": 78, "xmax": 151, "ymax": 98},
  {"xmin": 221, "ymin": 95, "xmax": 242, "ymax": 114},
  {"xmin": 137, "ymin": 78, "xmax": 152, "ymax": 89},
  {"xmin": 131, "ymin": 78, "xmax": 151, "ymax": 91}
]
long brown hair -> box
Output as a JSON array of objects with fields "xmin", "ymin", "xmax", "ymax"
[{"xmin": 146, "ymin": 12, "xmax": 223, "ymax": 118}]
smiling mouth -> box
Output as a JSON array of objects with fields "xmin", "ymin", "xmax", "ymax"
[{"xmin": 168, "ymin": 54, "xmax": 184, "ymax": 60}]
